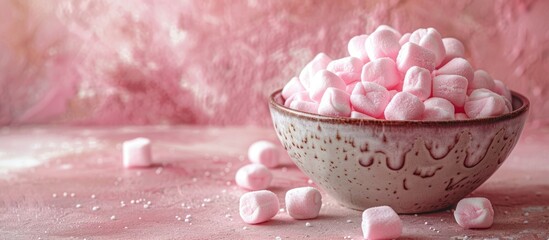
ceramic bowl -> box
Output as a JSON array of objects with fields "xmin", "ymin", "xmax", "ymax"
[{"xmin": 269, "ymin": 89, "xmax": 529, "ymax": 213}]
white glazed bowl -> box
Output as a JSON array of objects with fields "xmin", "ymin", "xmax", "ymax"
[{"xmin": 269, "ymin": 89, "xmax": 529, "ymax": 213}]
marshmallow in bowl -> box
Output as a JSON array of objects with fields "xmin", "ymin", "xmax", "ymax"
[{"xmin": 282, "ymin": 26, "xmax": 514, "ymax": 120}]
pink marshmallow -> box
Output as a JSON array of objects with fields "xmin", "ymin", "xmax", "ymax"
[
  {"xmin": 402, "ymin": 66, "xmax": 432, "ymax": 101},
  {"xmin": 345, "ymin": 81, "xmax": 359, "ymax": 94},
  {"xmin": 347, "ymin": 34, "xmax": 370, "ymax": 62},
  {"xmin": 399, "ymin": 33, "xmax": 411, "ymax": 46},
  {"xmin": 494, "ymin": 79, "xmax": 512, "ymax": 103},
  {"xmin": 299, "ymin": 53, "xmax": 332, "ymax": 89},
  {"xmin": 285, "ymin": 187, "xmax": 322, "ymax": 220},
  {"xmin": 469, "ymin": 70, "xmax": 496, "ymax": 94},
  {"xmin": 375, "ymin": 25, "xmax": 402, "ymax": 38},
  {"xmin": 123, "ymin": 137, "xmax": 152, "ymax": 168},
  {"xmin": 384, "ymin": 92, "xmax": 425, "ymax": 120},
  {"xmin": 396, "ymin": 42, "xmax": 436, "ymax": 73},
  {"xmin": 308, "ymin": 70, "xmax": 346, "ymax": 102},
  {"xmin": 432, "ymin": 74, "xmax": 468, "ymax": 108},
  {"xmin": 441, "ymin": 38, "xmax": 465, "ymax": 66},
  {"xmin": 282, "ymin": 77, "xmax": 305, "ymax": 100},
  {"xmin": 423, "ymin": 97, "xmax": 455, "ymax": 121},
  {"xmin": 361, "ymin": 58, "xmax": 400, "ymax": 89},
  {"xmin": 454, "ymin": 197, "xmax": 494, "ymax": 229},
  {"xmin": 327, "ymin": 57, "xmax": 364, "ymax": 84},
  {"xmin": 248, "ymin": 140, "xmax": 281, "ymax": 168},
  {"xmin": 239, "ymin": 190, "xmax": 280, "ymax": 224},
  {"xmin": 350, "ymin": 82, "xmax": 392, "ymax": 118},
  {"xmin": 284, "ymin": 91, "xmax": 311, "ymax": 107},
  {"xmin": 409, "ymin": 28, "xmax": 446, "ymax": 67},
  {"xmin": 365, "ymin": 28, "xmax": 401, "ymax": 61},
  {"xmin": 318, "ymin": 87, "xmax": 352, "ymax": 117},
  {"xmin": 433, "ymin": 58, "xmax": 474, "ymax": 85},
  {"xmin": 362, "ymin": 206, "xmax": 402, "ymax": 240},
  {"xmin": 290, "ymin": 100, "xmax": 319, "ymax": 114},
  {"xmin": 464, "ymin": 89, "xmax": 509, "ymax": 119},
  {"xmin": 235, "ymin": 164, "xmax": 273, "ymax": 191},
  {"xmin": 351, "ymin": 111, "xmax": 375, "ymax": 119}
]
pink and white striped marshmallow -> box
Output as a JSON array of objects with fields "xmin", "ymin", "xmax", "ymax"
[{"xmin": 239, "ymin": 190, "xmax": 280, "ymax": 224}]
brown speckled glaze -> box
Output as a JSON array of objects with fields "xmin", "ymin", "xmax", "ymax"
[{"xmin": 269, "ymin": 89, "xmax": 529, "ymax": 213}]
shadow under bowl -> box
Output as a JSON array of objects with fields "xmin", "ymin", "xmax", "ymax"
[{"xmin": 269, "ymin": 89, "xmax": 529, "ymax": 214}]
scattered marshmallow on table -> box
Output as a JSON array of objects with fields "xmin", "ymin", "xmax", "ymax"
[
  {"xmin": 239, "ymin": 190, "xmax": 280, "ymax": 224},
  {"xmin": 122, "ymin": 137, "xmax": 152, "ymax": 168},
  {"xmin": 248, "ymin": 140, "xmax": 281, "ymax": 168},
  {"xmin": 453, "ymin": 197, "xmax": 494, "ymax": 229},
  {"xmin": 362, "ymin": 206, "xmax": 402, "ymax": 240},
  {"xmin": 285, "ymin": 187, "xmax": 322, "ymax": 220},
  {"xmin": 235, "ymin": 164, "xmax": 272, "ymax": 191}
]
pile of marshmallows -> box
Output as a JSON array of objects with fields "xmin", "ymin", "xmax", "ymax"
[
  {"xmin": 235, "ymin": 140, "xmax": 496, "ymax": 239},
  {"xmin": 282, "ymin": 25, "xmax": 513, "ymax": 120}
]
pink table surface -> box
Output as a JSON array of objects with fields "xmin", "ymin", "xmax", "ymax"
[{"xmin": 0, "ymin": 126, "xmax": 548, "ymax": 240}]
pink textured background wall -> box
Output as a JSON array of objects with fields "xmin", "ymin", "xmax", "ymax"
[{"xmin": 1, "ymin": 0, "xmax": 548, "ymax": 126}]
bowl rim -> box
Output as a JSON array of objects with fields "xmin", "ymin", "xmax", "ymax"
[{"xmin": 269, "ymin": 89, "xmax": 529, "ymax": 127}]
